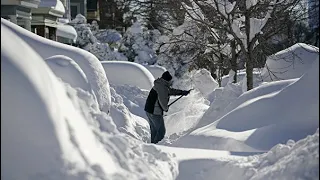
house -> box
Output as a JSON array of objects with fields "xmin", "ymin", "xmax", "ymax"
[
  {"xmin": 87, "ymin": 0, "xmax": 99, "ymax": 23},
  {"xmin": 98, "ymin": 0, "xmax": 125, "ymax": 31},
  {"xmin": 31, "ymin": 0, "xmax": 77, "ymax": 45},
  {"xmin": 31, "ymin": 0, "xmax": 65, "ymax": 40},
  {"xmin": 1, "ymin": 0, "xmax": 41, "ymax": 31}
]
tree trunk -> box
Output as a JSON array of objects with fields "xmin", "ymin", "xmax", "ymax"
[
  {"xmin": 245, "ymin": 12, "xmax": 253, "ymax": 90},
  {"xmin": 231, "ymin": 40, "xmax": 237, "ymax": 83}
]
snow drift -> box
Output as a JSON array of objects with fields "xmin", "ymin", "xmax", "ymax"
[
  {"xmin": 261, "ymin": 43, "xmax": 319, "ymax": 81},
  {"xmin": 177, "ymin": 60, "xmax": 319, "ymax": 151},
  {"xmin": 1, "ymin": 24, "xmax": 118, "ymax": 179},
  {"xmin": 45, "ymin": 55, "xmax": 96, "ymax": 97},
  {"xmin": 101, "ymin": 61, "xmax": 155, "ymax": 90},
  {"xmin": 1, "ymin": 20, "xmax": 179, "ymax": 180},
  {"xmin": 1, "ymin": 18, "xmax": 111, "ymax": 114}
]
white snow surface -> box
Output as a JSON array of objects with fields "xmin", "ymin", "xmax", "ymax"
[
  {"xmin": 45, "ymin": 55, "xmax": 97, "ymax": 104},
  {"xmin": 1, "ymin": 18, "xmax": 319, "ymax": 180},
  {"xmin": 56, "ymin": 24, "xmax": 77, "ymax": 41},
  {"xmin": 182, "ymin": 60, "xmax": 319, "ymax": 151},
  {"xmin": 1, "ymin": 18, "xmax": 112, "ymax": 114},
  {"xmin": 261, "ymin": 43, "xmax": 319, "ymax": 81},
  {"xmin": 143, "ymin": 64, "xmax": 167, "ymax": 79},
  {"xmin": 1, "ymin": 22, "xmax": 179, "ymax": 180},
  {"xmin": 101, "ymin": 61, "xmax": 155, "ymax": 90},
  {"xmin": 1, "ymin": 24, "xmax": 118, "ymax": 179}
]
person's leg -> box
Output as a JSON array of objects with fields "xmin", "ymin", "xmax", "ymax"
[
  {"xmin": 146, "ymin": 112, "xmax": 157, "ymax": 143},
  {"xmin": 154, "ymin": 115, "xmax": 166, "ymax": 143}
]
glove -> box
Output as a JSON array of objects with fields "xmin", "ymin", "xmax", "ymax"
[{"xmin": 181, "ymin": 89, "xmax": 191, "ymax": 96}]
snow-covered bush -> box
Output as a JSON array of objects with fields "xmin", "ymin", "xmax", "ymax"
[
  {"xmin": 69, "ymin": 14, "xmax": 127, "ymax": 61},
  {"xmin": 120, "ymin": 22, "xmax": 160, "ymax": 64}
]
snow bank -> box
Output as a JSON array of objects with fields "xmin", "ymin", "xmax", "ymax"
[
  {"xmin": 109, "ymin": 87, "xmax": 150, "ymax": 142},
  {"xmin": 192, "ymin": 69, "xmax": 219, "ymax": 97},
  {"xmin": 172, "ymin": 69, "xmax": 219, "ymax": 99},
  {"xmin": 170, "ymin": 66, "xmax": 315, "ymax": 151},
  {"xmin": 45, "ymin": 55, "xmax": 95, "ymax": 96},
  {"xmin": 261, "ymin": 43, "xmax": 319, "ymax": 81},
  {"xmin": 143, "ymin": 64, "xmax": 167, "ymax": 79},
  {"xmin": 216, "ymin": 60, "xmax": 319, "ymax": 150},
  {"xmin": 160, "ymin": 90, "xmax": 210, "ymax": 141},
  {"xmin": 1, "ymin": 23, "xmax": 179, "ymax": 180},
  {"xmin": 1, "ymin": 24, "xmax": 118, "ymax": 179},
  {"xmin": 101, "ymin": 61, "xmax": 155, "ymax": 90},
  {"xmin": 112, "ymin": 84, "xmax": 150, "ymax": 119},
  {"xmin": 199, "ymin": 79, "xmax": 296, "ymax": 129},
  {"xmin": 164, "ymin": 129, "xmax": 318, "ymax": 180},
  {"xmin": 250, "ymin": 129, "xmax": 319, "ymax": 180},
  {"xmin": 1, "ymin": 18, "xmax": 111, "ymax": 114}
]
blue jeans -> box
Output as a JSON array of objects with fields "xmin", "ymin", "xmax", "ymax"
[{"xmin": 145, "ymin": 112, "xmax": 166, "ymax": 143}]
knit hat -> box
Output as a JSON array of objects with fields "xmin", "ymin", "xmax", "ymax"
[{"xmin": 161, "ymin": 71, "xmax": 172, "ymax": 81}]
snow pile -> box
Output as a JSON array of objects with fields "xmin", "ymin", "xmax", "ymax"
[
  {"xmin": 172, "ymin": 69, "xmax": 219, "ymax": 99},
  {"xmin": 1, "ymin": 18, "xmax": 112, "ymax": 114},
  {"xmin": 101, "ymin": 61, "xmax": 155, "ymax": 90},
  {"xmin": 112, "ymin": 84, "xmax": 150, "ymax": 119},
  {"xmin": 197, "ymin": 82, "xmax": 245, "ymax": 128},
  {"xmin": 109, "ymin": 87, "xmax": 150, "ymax": 142},
  {"xmin": 45, "ymin": 55, "xmax": 95, "ymax": 96},
  {"xmin": 162, "ymin": 90, "xmax": 210, "ymax": 140},
  {"xmin": 1, "ymin": 24, "xmax": 118, "ymax": 179},
  {"xmin": 249, "ymin": 129, "xmax": 319, "ymax": 180},
  {"xmin": 164, "ymin": 129, "xmax": 318, "ymax": 180},
  {"xmin": 2, "ymin": 20, "xmax": 179, "ymax": 180},
  {"xmin": 191, "ymin": 69, "xmax": 219, "ymax": 97},
  {"xmin": 261, "ymin": 43, "xmax": 319, "ymax": 81},
  {"xmin": 184, "ymin": 59, "xmax": 319, "ymax": 151}
]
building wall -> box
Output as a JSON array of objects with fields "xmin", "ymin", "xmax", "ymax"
[
  {"xmin": 70, "ymin": 0, "xmax": 86, "ymax": 19},
  {"xmin": 98, "ymin": 0, "xmax": 125, "ymax": 30}
]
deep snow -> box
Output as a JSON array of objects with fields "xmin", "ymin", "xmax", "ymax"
[
  {"xmin": 1, "ymin": 18, "xmax": 112, "ymax": 114},
  {"xmin": 1, "ymin": 18, "xmax": 319, "ymax": 180}
]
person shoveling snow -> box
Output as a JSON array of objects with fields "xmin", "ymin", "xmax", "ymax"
[{"xmin": 144, "ymin": 71, "xmax": 192, "ymax": 144}]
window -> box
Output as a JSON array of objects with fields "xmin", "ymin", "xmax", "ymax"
[{"xmin": 70, "ymin": 3, "xmax": 81, "ymax": 19}]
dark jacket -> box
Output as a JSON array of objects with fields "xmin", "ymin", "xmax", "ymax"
[{"xmin": 145, "ymin": 78, "xmax": 185, "ymax": 115}]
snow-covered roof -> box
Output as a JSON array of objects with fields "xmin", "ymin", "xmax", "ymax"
[
  {"xmin": 56, "ymin": 24, "xmax": 77, "ymax": 41},
  {"xmin": 39, "ymin": 0, "xmax": 65, "ymax": 14}
]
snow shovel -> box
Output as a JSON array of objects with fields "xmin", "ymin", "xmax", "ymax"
[
  {"xmin": 168, "ymin": 89, "xmax": 193, "ymax": 107},
  {"xmin": 168, "ymin": 95, "xmax": 184, "ymax": 108}
]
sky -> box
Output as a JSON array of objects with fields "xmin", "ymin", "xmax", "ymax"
[{"xmin": 1, "ymin": 18, "xmax": 319, "ymax": 180}]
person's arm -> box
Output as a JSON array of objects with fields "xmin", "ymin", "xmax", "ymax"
[
  {"xmin": 157, "ymin": 86, "xmax": 170, "ymax": 112},
  {"xmin": 169, "ymin": 87, "xmax": 190, "ymax": 96}
]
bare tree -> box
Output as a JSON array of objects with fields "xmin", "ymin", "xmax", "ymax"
[{"xmin": 179, "ymin": 0, "xmax": 302, "ymax": 90}]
